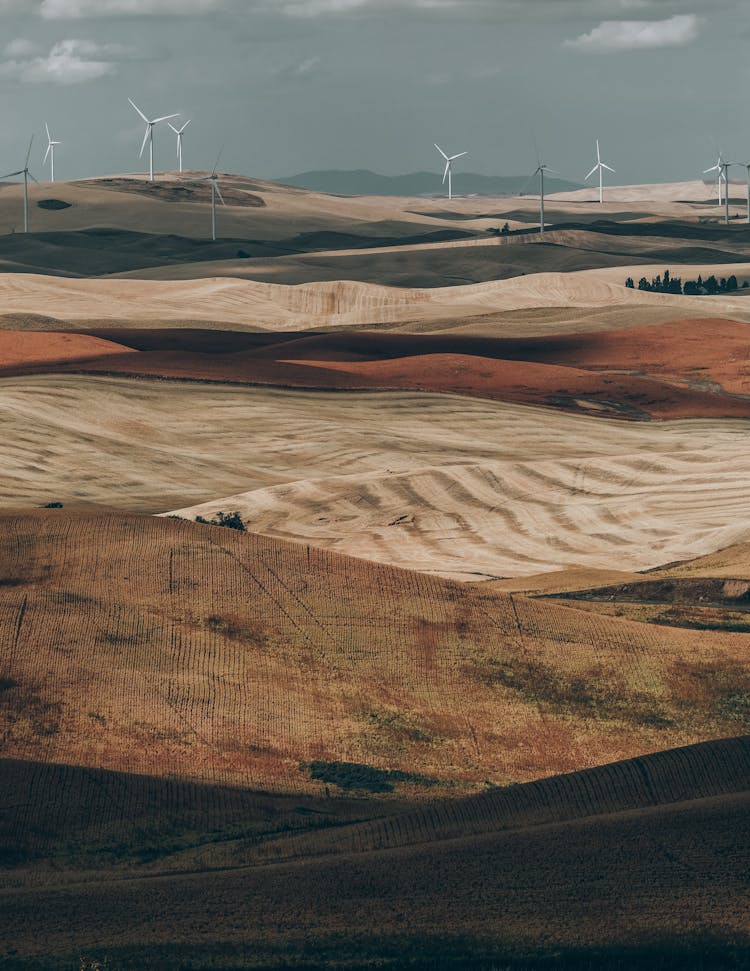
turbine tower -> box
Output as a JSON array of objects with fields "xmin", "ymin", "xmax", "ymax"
[
  {"xmin": 434, "ymin": 143, "xmax": 467, "ymax": 201},
  {"xmin": 585, "ymin": 139, "xmax": 615, "ymax": 204},
  {"xmin": 169, "ymin": 120, "xmax": 191, "ymax": 174},
  {"xmin": 185, "ymin": 149, "xmax": 226, "ymax": 241},
  {"xmin": 0, "ymin": 136, "xmax": 39, "ymax": 233},
  {"xmin": 704, "ymin": 153, "xmax": 727, "ymax": 206},
  {"xmin": 532, "ymin": 160, "xmax": 558, "ymax": 234},
  {"xmin": 43, "ymin": 123, "xmax": 60, "ymax": 183},
  {"xmin": 742, "ymin": 163, "xmax": 750, "ymax": 224},
  {"xmin": 128, "ymin": 98, "xmax": 179, "ymax": 182},
  {"xmin": 720, "ymin": 158, "xmax": 733, "ymax": 224}
]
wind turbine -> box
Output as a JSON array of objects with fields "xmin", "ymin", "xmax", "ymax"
[
  {"xmin": 128, "ymin": 98, "xmax": 179, "ymax": 182},
  {"xmin": 0, "ymin": 137, "xmax": 39, "ymax": 233},
  {"xmin": 43, "ymin": 123, "xmax": 60, "ymax": 183},
  {"xmin": 434, "ymin": 143, "xmax": 467, "ymax": 201},
  {"xmin": 185, "ymin": 149, "xmax": 226, "ymax": 241},
  {"xmin": 169, "ymin": 119, "xmax": 191, "ymax": 174},
  {"xmin": 585, "ymin": 139, "xmax": 615, "ymax": 204},
  {"xmin": 704, "ymin": 153, "xmax": 727, "ymax": 206}
]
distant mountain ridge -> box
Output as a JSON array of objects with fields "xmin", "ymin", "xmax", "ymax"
[{"xmin": 277, "ymin": 168, "xmax": 581, "ymax": 197}]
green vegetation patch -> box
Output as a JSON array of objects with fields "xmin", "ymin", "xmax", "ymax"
[
  {"xmin": 477, "ymin": 655, "xmax": 674, "ymax": 728},
  {"xmin": 364, "ymin": 707, "xmax": 432, "ymax": 743},
  {"xmin": 304, "ymin": 759, "xmax": 438, "ymax": 793},
  {"xmin": 195, "ymin": 510, "xmax": 246, "ymax": 531},
  {"xmin": 675, "ymin": 661, "xmax": 750, "ymax": 729}
]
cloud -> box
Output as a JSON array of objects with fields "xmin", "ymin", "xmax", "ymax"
[
  {"xmin": 39, "ymin": 0, "xmax": 223, "ymax": 17},
  {"xmin": 566, "ymin": 14, "xmax": 700, "ymax": 51},
  {"xmin": 274, "ymin": 0, "xmax": 464, "ymax": 15},
  {"xmin": 3, "ymin": 39, "xmax": 40, "ymax": 58},
  {"xmin": 273, "ymin": 54, "xmax": 323, "ymax": 81},
  {"xmin": 0, "ymin": 39, "xmax": 130, "ymax": 83}
]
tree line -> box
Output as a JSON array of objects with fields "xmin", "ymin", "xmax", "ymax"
[{"xmin": 625, "ymin": 270, "xmax": 749, "ymax": 295}]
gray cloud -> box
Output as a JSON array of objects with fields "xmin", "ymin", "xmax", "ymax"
[
  {"xmin": 566, "ymin": 13, "xmax": 701, "ymax": 50},
  {"xmin": 3, "ymin": 38, "xmax": 41, "ymax": 57},
  {"xmin": 39, "ymin": 0, "xmax": 224, "ymax": 17},
  {"xmin": 0, "ymin": 38, "xmax": 131, "ymax": 83}
]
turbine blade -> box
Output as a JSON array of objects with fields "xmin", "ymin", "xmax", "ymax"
[
  {"xmin": 181, "ymin": 120, "xmax": 192, "ymax": 132},
  {"xmin": 212, "ymin": 145, "xmax": 224, "ymax": 176},
  {"xmin": 585, "ymin": 164, "xmax": 598, "ymax": 181},
  {"xmin": 442, "ymin": 161, "xmax": 450, "ymax": 184},
  {"xmin": 704, "ymin": 164, "xmax": 719, "ymax": 174},
  {"xmin": 215, "ymin": 182, "xmax": 227, "ymax": 206},
  {"xmin": 28, "ymin": 172, "xmax": 39, "ymax": 184},
  {"xmin": 0, "ymin": 171, "xmax": 24, "ymax": 180},
  {"xmin": 128, "ymin": 97, "xmax": 149, "ymax": 123},
  {"xmin": 168, "ymin": 123, "xmax": 180, "ymax": 134},
  {"xmin": 45, "ymin": 122, "xmax": 51, "ymax": 143},
  {"xmin": 139, "ymin": 125, "xmax": 150, "ymax": 158},
  {"xmin": 450, "ymin": 152, "xmax": 468, "ymax": 161},
  {"xmin": 434, "ymin": 143, "xmax": 449, "ymax": 160},
  {"xmin": 153, "ymin": 113, "xmax": 179, "ymax": 125},
  {"xmin": 25, "ymin": 136, "xmax": 33, "ymax": 170},
  {"xmin": 43, "ymin": 145, "xmax": 51, "ymax": 164},
  {"xmin": 601, "ymin": 164, "xmax": 615, "ymax": 173}
]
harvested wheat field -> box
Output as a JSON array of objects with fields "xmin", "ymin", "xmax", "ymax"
[
  {"xmin": 2, "ymin": 264, "xmax": 750, "ymax": 335},
  {"xmin": 3, "ymin": 376, "xmax": 750, "ymax": 578}
]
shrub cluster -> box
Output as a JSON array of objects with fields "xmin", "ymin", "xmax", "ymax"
[{"xmin": 195, "ymin": 510, "xmax": 246, "ymax": 531}]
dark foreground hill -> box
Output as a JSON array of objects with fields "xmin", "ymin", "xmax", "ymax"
[{"xmin": 2, "ymin": 736, "xmax": 749, "ymax": 969}]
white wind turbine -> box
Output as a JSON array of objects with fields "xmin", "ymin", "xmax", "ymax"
[
  {"xmin": 0, "ymin": 136, "xmax": 39, "ymax": 233},
  {"xmin": 585, "ymin": 139, "xmax": 615, "ymax": 204},
  {"xmin": 128, "ymin": 97, "xmax": 179, "ymax": 181},
  {"xmin": 169, "ymin": 119, "xmax": 191, "ymax": 174},
  {"xmin": 704, "ymin": 153, "xmax": 727, "ymax": 206},
  {"xmin": 185, "ymin": 149, "xmax": 226, "ymax": 241},
  {"xmin": 434, "ymin": 143, "xmax": 467, "ymax": 201},
  {"xmin": 43, "ymin": 123, "xmax": 60, "ymax": 183}
]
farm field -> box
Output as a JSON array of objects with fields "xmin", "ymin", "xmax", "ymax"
[
  {"xmin": 3, "ymin": 175, "xmax": 750, "ymax": 967},
  {"xmin": 8, "ymin": 510, "xmax": 750, "ymax": 795},
  {"xmin": 2, "ymin": 511, "xmax": 750, "ymax": 966}
]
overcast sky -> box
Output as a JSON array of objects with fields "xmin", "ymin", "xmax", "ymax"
[{"xmin": 0, "ymin": 0, "xmax": 747, "ymax": 185}]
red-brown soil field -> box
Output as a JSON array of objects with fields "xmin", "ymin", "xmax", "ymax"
[{"xmin": 2, "ymin": 317, "xmax": 749, "ymax": 420}]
